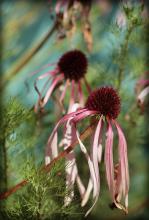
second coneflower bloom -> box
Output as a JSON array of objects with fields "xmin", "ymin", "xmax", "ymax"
[
  {"xmin": 46, "ymin": 87, "xmax": 129, "ymax": 216},
  {"xmin": 33, "ymin": 50, "xmax": 90, "ymax": 112}
]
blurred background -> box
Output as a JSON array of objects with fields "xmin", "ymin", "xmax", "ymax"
[{"xmin": 0, "ymin": 0, "xmax": 149, "ymax": 219}]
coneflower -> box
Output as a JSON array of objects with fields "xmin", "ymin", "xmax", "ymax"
[
  {"xmin": 33, "ymin": 50, "xmax": 90, "ymax": 112},
  {"xmin": 51, "ymin": 0, "xmax": 93, "ymax": 50},
  {"xmin": 45, "ymin": 87, "xmax": 129, "ymax": 216}
]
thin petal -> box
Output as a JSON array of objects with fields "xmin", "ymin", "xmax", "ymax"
[
  {"xmin": 91, "ymin": 117, "xmax": 103, "ymax": 198},
  {"xmin": 73, "ymin": 110, "xmax": 98, "ymax": 123},
  {"xmin": 29, "ymin": 63, "xmax": 56, "ymax": 77},
  {"xmin": 114, "ymin": 120, "xmax": 129, "ymax": 212},
  {"xmin": 81, "ymin": 178, "xmax": 93, "ymax": 207},
  {"xmin": 76, "ymin": 175, "xmax": 86, "ymax": 198},
  {"xmin": 84, "ymin": 77, "xmax": 92, "ymax": 94},
  {"xmin": 75, "ymin": 130, "xmax": 98, "ymax": 216},
  {"xmin": 97, "ymin": 144, "xmax": 102, "ymax": 163},
  {"xmin": 105, "ymin": 120, "xmax": 114, "ymax": 200},
  {"xmin": 137, "ymin": 86, "xmax": 149, "ymax": 104},
  {"xmin": 78, "ymin": 80, "xmax": 84, "ymax": 107},
  {"xmin": 45, "ymin": 131, "xmax": 58, "ymax": 165},
  {"xmin": 45, "ymin": 108, "xmax": 88, "ymax": 165},
  {"xmin": 42, "ymin": 75, "xmax": 64, "ymax": 107},
  {"xmin": 60, "ymin": 80, "xmax": 69, "ymax": 104},
  {"xmin": 68, "ymin": 80, "xmax": 75, "ymax": 112}
]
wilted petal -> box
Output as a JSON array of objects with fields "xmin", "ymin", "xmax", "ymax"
[
  {"xmin": 45, "ymin": 132, "xmax": 58, "ymax": 165},
  {"xmin": 105, "ymin": 120, "xmax": 114, "ymax": 200},
  {"xmin": 59, "ymin": 80, "xmax": 69, "ymax": 105},
  {"xmin": 55, "ymin": 0, "xmax": 68, "ymax": 14},
  {"xmin": 73, "ymin": 110, "xmax": 98, "ymax": 123},
  {"xmin": 137, "ymin": 86, "xmax": 149, "ymax": 104},
  {"xmin": 42, "ymin": 75, "xmax": 64, "ymax": 107},
  {"xmin": 114, "ymin": 120, "xmax": 129, "ymax": 213},
  {"xmin": 76, "ymin": 175, "xmax": 86, "ymax": 199},
  {"xmin": 64, "ymin": 160, "xmax": 78, "ymax": 206},
  {"xmin": 68, "ymin": 80, "xmax": 75, "ymax": 112},
  {"xmin": 91, "ymin": 117, "xmax": 103, "ymax": 198},
  {"xmin": 78, "ymin": 81, "xmax": 85, "ymax": 107},
  {"xmin": 76, "ymin": 129, "xmax": 98, "ymax": 216},
  {"xmin": 60, "ymin": 104, "xmax": 86, "ymax": 205},
  {"xmin": 81, "ymin": 178, "xmax": 93, "ymax": 207},
  {"xmin": 97, "ymin": 144, "xmax": 102, "ymax": 163}
]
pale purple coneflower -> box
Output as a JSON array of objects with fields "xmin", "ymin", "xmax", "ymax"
[
  {"xmin": 33, "ymin": 50, "xmax": 91, "ymax": 112},
  {"xmin": 45, "ymin": 87, "xmax": 129, "ymax": 216}
]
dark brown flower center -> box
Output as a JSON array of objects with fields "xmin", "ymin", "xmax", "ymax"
[
  {"xmin": 85, "ymin": 87, "xmax": 121, "ymax": 119},
  {"xmin": 58, "ymin": 50, "xmax": 88, "ymax": 82}
]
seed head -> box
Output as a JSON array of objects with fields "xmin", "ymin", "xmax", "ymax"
[
  {"xmin": 58, "ymin": 50, "xmax": 88, "ymax": 82},
  {"xmin": 85, "ymin": 87, "xmax": 121, "ymax": 119}
]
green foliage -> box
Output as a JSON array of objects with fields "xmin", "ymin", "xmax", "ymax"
[
  {"xmin": 0, "ymin": 98, "xmax": 34, "ymax": 141},
  {"xmin": 1, "ymin": 0, "xmax": 148, "ymax": 219},
  {"xmin": 2, "ymin": 161, "xmax": 83, "ymax": 220}
]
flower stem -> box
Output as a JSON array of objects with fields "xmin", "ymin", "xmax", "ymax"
[
  {"xmin": 1, "ymin": 20, "xmax": 58, "ymax": 89},
  {"xmin": 117, "ymin": 23, "xmax": 134, "ymax": 90}
]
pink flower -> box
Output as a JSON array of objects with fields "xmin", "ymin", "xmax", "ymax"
[
  {"xmin": 136, "ymin": 71, "xmax": 149, "ymax": 112},
  {"xmin": 45, "ymin": 87, "xmax": 129, "ymax": 215},
  {"xmin": 33, "ymin": 50, "xmax": 91, "ymax": 112}
]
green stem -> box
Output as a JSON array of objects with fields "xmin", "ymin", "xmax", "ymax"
[
  {"xmin": 1, "ymin": 21, "xmax": 58, "ymax": 89},
  {"xmin": 117, "ymin": 23, "xmax": 134, "ymax": 90}
]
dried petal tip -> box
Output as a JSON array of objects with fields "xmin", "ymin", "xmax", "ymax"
[
  {"xmin": 85, "ymin": 87, "xmax": 121, "ymax": 119},
  {"xmin": 58, "ymin": 50, "xmax": 88, "ymax": 81}
]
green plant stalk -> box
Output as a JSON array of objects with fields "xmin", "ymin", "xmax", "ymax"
[
  {"xmin": 117, "ymin": 23, "xmax": 134, "ymax": 90},
  {"xmin": 1, "ymin": 20, "xmax": 58, "ymax": 90}
]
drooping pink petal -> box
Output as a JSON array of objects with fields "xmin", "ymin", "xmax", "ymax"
[
  {"xmin": 137, "ymin": 86, "xmax": 149, "ymax": 104},
  {"xmin": 64, "ymin": 160, "xmax": 78, "ymax": 206},
  {"xmin": 62, "ymin": 104, "xmax": 85, "ymax": 201},
  {"xmin": 34, "ymin": 72, "xmax": 52, "ymax": 97},
  {"xmin": 30, "ymin": 62, "xmax": 56, "ymax": 77},
  {"xmin": 91, "ymin": 117, "xmax": 103, "ymax": 199},
  {"xmin": 45, "ymin": 108, "xmax": 87, "ymax": 159},
  {"xmin": 76, "ymin": 175, "xmax": 86, "ymax": 199},
  {"xmin": 68, "ymin": 80, "xmax": 75, "ymax": 112},
  {"xmin": 73, "ymin": 110, "xmax": 98, "ymax": 123},
  {"xmin": 34, "ymin": 69, "xmax": 60, "ymax": 110},
  {"xmin": 97, "ymin": 144, "xmax": 102, "ymax": 163},
  {"xmin": 84, "ymin": 77, "xmax": 92, "ymax": 94},
  {"xmin": 65, "ymin": 104, "xmax": 86, "ymax": 199},
  {"xmin": 82, "ymin": 120, "xmax": 103, "ymax": 209},
  {"xmin": 105, "ymin": 119, "xmax": 114, "ymax": 201},
  {"xmin": 78, "ymin": 80, "xmax": 85, "ymax": 107},
  {"xmin": 55, "ymin": 103, "xmax": 86, "ymax": 204},
  {"xmin": 113, "ymin": 163, "xmax": 128, "ymax": 213},
  {"xmin": 75, "ymin": 129, "xmax": 98, "ymax": 216},
  {"xmin": 81, "ymin": 178, "xmax": 93, "ymax": 207},
  {"xmin": 42, "ymin": 74, "xmax": 64, "ymax": 107},
  {"xmin": 60, "ymin": 80, "xmax": 69, "ymax": 104},
  {"xmin": 113, "ymin": 120, "xmax": 129, "ymax": 211},
  {"xmin": 45, "ymin": 131, "xmax": 58, "ymax": 165}
]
